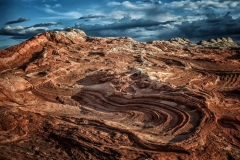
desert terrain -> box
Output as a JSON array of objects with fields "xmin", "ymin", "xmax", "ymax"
[{"xmin": 0, "ymin": 29, "xmax": 239, "ymax": 159}]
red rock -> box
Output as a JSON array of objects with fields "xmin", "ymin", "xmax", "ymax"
[{"xmin": 0, "ymin": 29, "xmax": 240, "ymax": 160}]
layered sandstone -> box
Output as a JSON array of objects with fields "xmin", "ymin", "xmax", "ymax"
[{"xmin": 0, "ymin": 29, "xmax": 240, "ymax": 160}]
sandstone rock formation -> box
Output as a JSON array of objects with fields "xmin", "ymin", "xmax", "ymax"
[
  {"xmin": 197, "ymin": 37, "xmax": 239, "ymax": 48},
  {"xmin": 0, "ymin": 29, "xmax": 240, "ymax": 159}
]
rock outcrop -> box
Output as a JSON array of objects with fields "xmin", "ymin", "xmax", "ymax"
[
  {"xmin": 168, "ymin": 37, "xmax": 197, "ymax": 47},
  {"xmin": 0, "ymin": 29, "xmax": 240, "ymax": 160},
  {"xmin": 167, "ymin": 37, "xmax": 240, "ymax": 48},
  {"xmin": 197, "ymin": 37, "xmax": 239, "ymax": 48}
]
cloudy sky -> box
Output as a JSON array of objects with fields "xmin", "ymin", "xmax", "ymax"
[{"xmin": 0, "ymin": 0, "xmax": 240, "ymax": 49}]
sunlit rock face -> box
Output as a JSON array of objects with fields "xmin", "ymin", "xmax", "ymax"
[{"xmin": 0, "ymin": 29, "xmax": 240, "ymax": 160}]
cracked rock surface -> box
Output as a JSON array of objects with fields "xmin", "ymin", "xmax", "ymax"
[{"xmin": 0, "ymin": 29, "xmax": 240, "ymax": 160}]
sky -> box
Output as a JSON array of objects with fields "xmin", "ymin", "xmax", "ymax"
[{"xmin": 0, "ymin": 0, "xmax": 240, "ymax": 49}]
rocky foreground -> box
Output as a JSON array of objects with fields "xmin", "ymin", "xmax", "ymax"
[{"xmin": 0, "ymin": 29, "xmax": 240, "ymax": 160}]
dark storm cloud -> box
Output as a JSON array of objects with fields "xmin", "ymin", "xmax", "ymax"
[
  {"xmin": 0, "ymin": 26, "xmax": 49, "ymax": 39},
  {"xmin": 1, "ymin": 0, "xmax": 240, "ymax": 46},
  {"xmin": 79, "ymin": 15, "xmax": 106, "ymax": 20},
  {"xmin": 73, "ymin": 15, "xmax": 177, "ymax": 42},
  {"xmin": 152, "ymin": 12, "xmax": 240, "ymax": 42},
  {"xmin": 0, "ymin": 21, "xmax": 60, "ymax": 39},
  {"xmin": 75, "ymin": 15, "xmax": 162, "ymax": 31},
  {"xmin": 143, "ymin": 0, "xmax": 152, "ymax": 3},
  {"xmin": 177, "ymin": 13, "xmax": 240, "ymax": 40},
  {"xmin": 144, "ymin": 2, "xmax": 163, "ymax": 18},
  {"xmin": 5, "ymin": 17, "xmax": 29, "ymax": 25},
  {"xmin": 31, "ymin": 22, "xmax": 60, "ymax": 27}
]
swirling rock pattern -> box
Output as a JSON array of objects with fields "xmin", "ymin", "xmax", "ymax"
[{"xmin": 0, "ymin": 29, "xmax": 240, "ymax": 159}]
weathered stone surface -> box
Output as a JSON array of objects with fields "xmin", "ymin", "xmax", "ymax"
[
  {"xmin": 197, "ymin": 37, "xmax": 239, "ymax": 47},
  {"xmin": 0, "ymin": 29, "xmax": 240, "ymax": 160}
]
